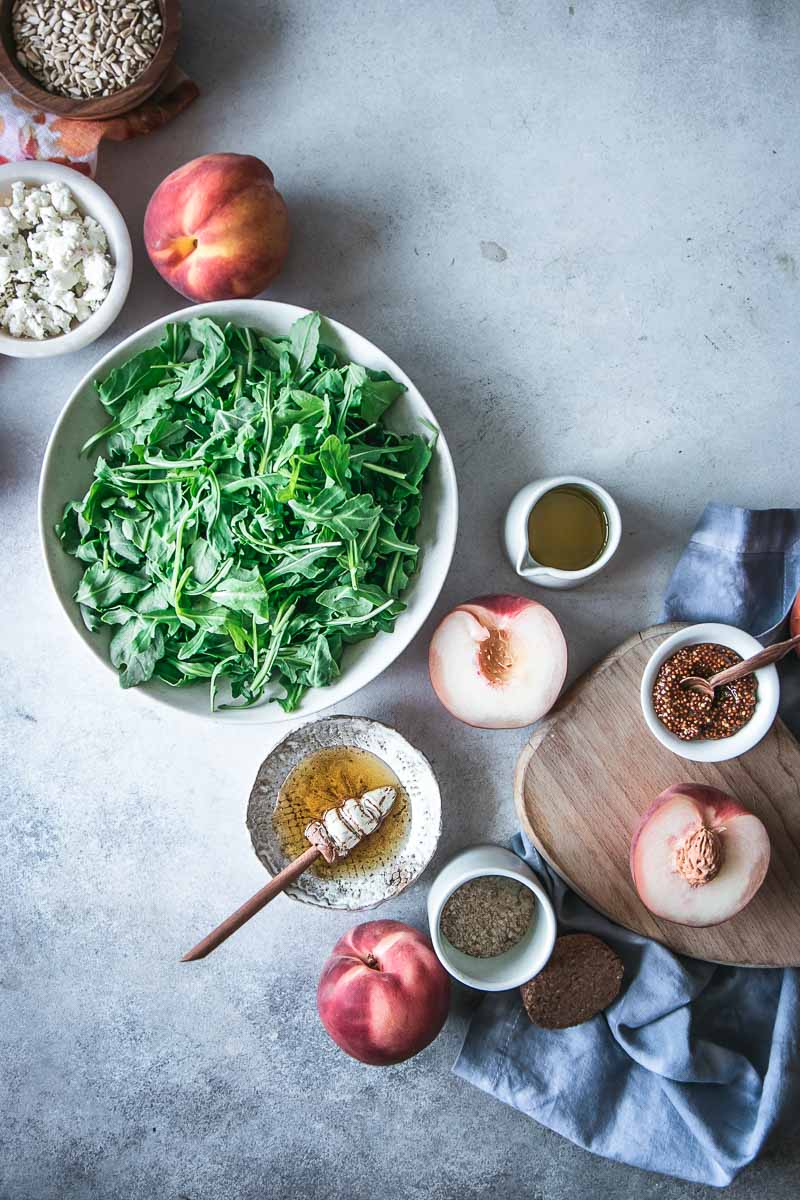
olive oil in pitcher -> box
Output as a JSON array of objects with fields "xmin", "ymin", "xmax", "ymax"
[{"xmin": 527, "ymin": 484, "xmax": 608, "ymax": 571}]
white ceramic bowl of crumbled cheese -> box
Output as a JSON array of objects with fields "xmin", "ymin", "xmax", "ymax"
[{"xmin": 0, "ymin": 161, "xmax": 132, "ymax": 358}]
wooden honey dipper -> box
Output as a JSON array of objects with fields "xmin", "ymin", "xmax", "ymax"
[{"xmin": 181, "ymin": 786, "xmax": 397, "ymax": 961}]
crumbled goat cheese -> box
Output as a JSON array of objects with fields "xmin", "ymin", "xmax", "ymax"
[{"xmin": 0, "ymin": 180, "xmax": 115, "ymax": 339}]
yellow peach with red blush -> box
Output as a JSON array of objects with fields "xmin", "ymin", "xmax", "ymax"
[{"xmin": 144, "ymin": 153, "xmax": 289, "ymax": 302}]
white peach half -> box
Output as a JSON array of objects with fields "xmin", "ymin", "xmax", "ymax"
[
  {"xmin": 428, "ymin": 594, "xmax": 567, "ymax": 729},
  {"xmin": 630, "ymin": 783, "xmax": 770, "ymax": 927}
]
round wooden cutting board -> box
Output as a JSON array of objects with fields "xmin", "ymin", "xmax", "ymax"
[{"xmin": 514, "ymin": 623, "xmax": 800, "ymax": 967}]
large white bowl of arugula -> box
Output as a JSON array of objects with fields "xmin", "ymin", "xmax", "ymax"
[{"xmin": 38, "ymin": 301, "xmax": 458, "ymax": 722}]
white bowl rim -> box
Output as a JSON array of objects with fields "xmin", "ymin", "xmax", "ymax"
[
  {"xmin": 640, "ymin": 621, "xmax": 780, "ymax": 763},
  {"xmin": 37, "ymin": 298, "xmax": 459, "ymax": 723},
  {"xmin": 428, "ymin": 849, "xmax": 557, "ymax": 990},
  {"xmin": 0, "ymin": 160, "xmax": 132, "ymax": 358}
]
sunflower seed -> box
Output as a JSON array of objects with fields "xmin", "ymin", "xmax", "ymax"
[{"xmin": 11, "ymin": 0, "xmax": 163, "ymax": 99}]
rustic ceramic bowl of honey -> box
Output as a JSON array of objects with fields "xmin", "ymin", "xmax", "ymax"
[
  {"xmin": 247, "ymin": 715, "xmax": 441, "ymax": 910},
  {"xmin": 427, "ymin": 845, "xmax": 556, "ymax": 991},
  {"xmin": 640, "ymin": 622, "xmax": 780, "ymax": 763}
]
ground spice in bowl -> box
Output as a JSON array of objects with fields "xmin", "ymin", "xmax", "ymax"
[
  {"xmin": 439, "ymin": 874, "xmax": 536, "ymax": 958},
  {"xmin": 652, "ymin": 642, "xmax": 758, "ymax": 741}
]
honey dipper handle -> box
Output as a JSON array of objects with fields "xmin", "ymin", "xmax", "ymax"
[
  {"xmin": 708, "ymin": 633, "xmax": 800, "ymax": 689},
  {"xmin": 181, "ymin": 845, "xmax": 321, "ymax": 962}
]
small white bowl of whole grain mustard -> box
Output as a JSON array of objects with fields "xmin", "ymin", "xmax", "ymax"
[
  {"xmin": 640, "ymin": 622, "xmax": 780, "ymax": 763},
  {"xmin": 0, "ymin": 161, "xmax": 132, "ymax": 358},
  {"xmin": 427, "ymin": 845, "xmax": 556, "ymax": 990}
]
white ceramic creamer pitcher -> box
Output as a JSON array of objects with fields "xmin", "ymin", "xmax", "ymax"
[{"xmin": 503, "ymin": 475, "xmax": 622, "ymax": 590}]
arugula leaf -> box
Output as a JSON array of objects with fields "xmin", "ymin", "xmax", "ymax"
[
  {"xmin": 289, "ymin": 311, "xmax": 320, "ymax": 377},
  {"xmin": 187, "ymin": 537, "xmax": 220, "ymax": 584},
  {"xmin": 261, "ymin": 542, "xmax": 341, "ymax": 582},
  {"xmin": 96, "ymin": 343, "xmax": 170, "ymax": 412},
  {"xmin": 74, "ymin": 563, "xmax": 150, "ymax": 609},
  {"xmin": 359, "ymin": 377, "xmax": 406, "ymax": 422},
  {"xmin": 174, "ymin": 319, "xmax": 230, "ymax": 400},
  {"xmin": 308, "ymin": 634, "xmax": 340, "ymax": 688},
  {"xmin": 289, "ymin": 488, "xmax": 380, "ymax": 540},
  {"xmin": 207, "ymin": 566, "xmax": 270, "ymax": 618},
  {"xmin": 316, "ymin": 583, "xmax": 388, "ymax": 616},
  {"xmin": 319, "ymin": 434, "xmax": 350, "ymax": 486},
  {"xmin": 110, "ymin": 617, "xmax": 165, "ymax": 688},
  {"xmin": 272, "ymin": 422, "xmax": 307, "ymax": 470}
]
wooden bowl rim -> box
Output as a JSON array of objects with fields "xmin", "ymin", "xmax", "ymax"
[{"xmin": 0, "ymin": 0, "xmax": 181, "ymax": 121}]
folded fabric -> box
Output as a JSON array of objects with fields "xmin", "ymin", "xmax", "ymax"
[
  {"xmin": 456, "ymin": 834, "xmax": 800, "ymax": 1187},
  {"xmin": 455, "ymin": 504, "xmax": 800, "ymax": 1186},
  {"xmin": 0, "ymin": 66, "xmax": 198, "ymax": 176},
  {"xmin": 662, "ymin": 502, "xmax": 800, "ymax": 736}
]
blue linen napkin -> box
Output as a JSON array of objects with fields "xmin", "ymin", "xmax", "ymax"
[
  {"xmin": 662, "ymin": 502, "xmax": 800, "ymax": 736},
  {"xmin": 454, "ymin": 504, "xmax": 800, "ymax": 1187}
]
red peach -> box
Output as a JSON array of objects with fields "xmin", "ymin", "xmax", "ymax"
[
  {"xmin": 144, "ymin": 153, "xmax": 289, "ymax": 302},
  {"xmin": 791, "ymin": 589, "xmax": 800, "ymax": 654},
  {"xmin": 317, "ymin": 920, "xmax": 450, "ymax": 1066}
]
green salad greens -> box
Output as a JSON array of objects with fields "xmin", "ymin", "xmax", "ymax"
[{"xmin": 57, "ymin": 312, "xmax": 435, "ymax": 712}]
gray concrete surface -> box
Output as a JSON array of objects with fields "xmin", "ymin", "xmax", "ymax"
[{"xmin": 2, "ymin": 1, "xmax": 799, "ymax": 1197}]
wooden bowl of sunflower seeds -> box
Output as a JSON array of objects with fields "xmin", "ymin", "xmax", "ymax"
[{"xmin": 0, "ymin": 0, "xmax": 181, "ymax": 120}]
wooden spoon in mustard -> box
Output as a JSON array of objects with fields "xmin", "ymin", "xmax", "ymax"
[{"xmin": 681, "ymin": 633, "xmax": 800, "ymax": 698}]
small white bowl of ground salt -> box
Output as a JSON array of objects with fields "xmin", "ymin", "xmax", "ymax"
[{"xmin": 427, "ymin": 845, "xmax": 556, "ymax": 990}]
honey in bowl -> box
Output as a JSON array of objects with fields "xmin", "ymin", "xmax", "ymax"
[
  {"xmin": 272, "ymin": 745, "xmax": 410, "ymax": 880},
  {"xmin": 527, "ymin": 484, "xmax": 608, "ymax": 571}
]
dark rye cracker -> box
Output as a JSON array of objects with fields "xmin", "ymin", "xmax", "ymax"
[{"xmin": 520, "ymin": 933, "xmax": 624, "ymax": 1029}]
